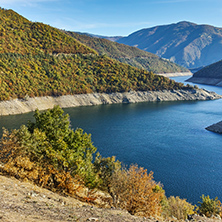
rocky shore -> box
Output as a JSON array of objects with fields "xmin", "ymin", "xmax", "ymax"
[
  {"xmin": 0, "ymin": 89, "xmax": 221, "ymax": 116},
  {"xmin": 157, "ymin": 72, "xmax": 192, "ymax": 77},
  {"xmin": 186, "ymin": 77, "xmax": 222, "ymax": 86},
  {"xmin": 206, "ymin": 121, "xmax": 222, "ymax": 134}
]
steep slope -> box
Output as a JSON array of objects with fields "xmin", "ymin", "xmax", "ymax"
[
  {"xmin": 0, "ymin": 9, "xmax": 95, "ymax": 55},
  {"xmin": 66, "ymin": 31, "xmax": 189, "ymax": 74},
  {"xmin": 117, "ymin": 21, "xmax": 222, "ymax": 69},
  {"xmin": 187, "ymin": 59, "xmax": 222, "ymax": 86},
  {"xmin": 0, "ymin": 8, "xmax": 186, "ymax": 101}
]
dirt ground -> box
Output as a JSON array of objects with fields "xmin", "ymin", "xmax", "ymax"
[
  {"xmin": 0, "ymin": 174, "xmax": 158, "ymax": 222},
  {"xmin": 0, "ymin": 174, "xmax": 221, "ymax": 222}
]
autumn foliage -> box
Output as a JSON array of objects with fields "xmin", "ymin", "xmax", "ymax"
[{"xmin": 109, "ymin": 165, "xmax": 164, "ymax": 217}]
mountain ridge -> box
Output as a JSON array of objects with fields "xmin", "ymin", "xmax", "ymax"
[
  {"xmin": 66, "ymin": 31, "xmax": 189, "ymax": 74},
  {"xmin": 116, "ymin": 21, "xmax": 222, "ymax": 69},
  {"xmin": 187, "ymin": 59, "xmax": 222, "ymax": 86}
]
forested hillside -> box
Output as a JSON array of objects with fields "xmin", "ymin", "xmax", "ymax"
[
  {"xmin": 0, "ymin": 8, "xmax": 185, "ymax": 101},
  {"xmin": 0, "ymin": 8, "xmax": 95, "ymax": 55},
  {"xmin": 66, "ymin": 31, "xmax": 188, "ymax": 74}
]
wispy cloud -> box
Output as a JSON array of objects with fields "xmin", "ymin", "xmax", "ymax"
[{"xmin": 52, "ymin": 18, "xmax": 152, "ymax": 32}]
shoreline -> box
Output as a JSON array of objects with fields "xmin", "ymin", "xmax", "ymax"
[
  {"xmin": 157, "ymin": 72, "xmax": 192, "ymax": 77},
  {"xmin": 186, "ymin": 77, "xmax": 222, "ymax": 86},
  {"xmin": 0, "ymin": 89, "xmax": 221, "ymax": 116}
]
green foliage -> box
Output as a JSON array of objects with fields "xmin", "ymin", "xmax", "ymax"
[
  {"xmin": 198, "ymin": 195, "xmax": 222, "ymax": 217},
  {"xmin": 0, "ymin": 8, "xmax": 95, "ymax": 55},
  {"xmin": 94, "ymin": 154, "xmax": 121, "ymax": 190},
  {"xmin": 162, "ymin": 196, "xmax": 195, "ymax": 220},
  {"xmin": 3, "ymin": 106, "xmax": 98, "ymax": 187},
  {"xmin": 0, "ymin": 52, "xmax": 185, "ymax": 101},
  {"xmin": 66, "ymin": 31, "xmax": 189, "ymax": 74}
]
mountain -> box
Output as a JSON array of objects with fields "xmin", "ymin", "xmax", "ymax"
[
  {"xmin": 186, "ymin": 59, "xmax": 222, "ymax": 86},
  {"xmin": 116, "ymin": 21, "xmax": 222, "ymax": 69},
  {"xmin": 74, "ymin": 32, "xmax": 123, "ymax": 42},
  {"xmin": 0, "ymin": 9, "xmax": 95, "ymax": 55},
  {"xmin": 65, "ymin": 31, "xmax": 189, "ymax": 74},
  {"xmin": 0, "ymin": 8, "xmax": 185, "ymax": 101}
]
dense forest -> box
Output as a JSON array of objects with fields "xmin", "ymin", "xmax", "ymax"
[
  {"xmin": 66, "ymin": 31, "xmax": 189, "ymax": 74},
  {"xmin": 0, "ymin": 8, "xmax": 186, "ymax": 101}
]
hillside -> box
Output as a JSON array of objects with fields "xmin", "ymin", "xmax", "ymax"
[
  {"xmin": 0, "ymin": 9, "xmax": 95, "ymax": 55},
  {"xmin": 0, "ymin": 174, "xmax": 220, "ymax": 222},
  {"xmin": 187, "ymin": 59, "xmax": 222, "ymax": 86},
  {"xmin": 0, "ymin": 8, "xmax": 187, "ymax": 101},
  {"xmin": 116, "ymin": 21, "xmax": 222, "ymax": 69},
  {"xmin": 66, "ymin": 31, "xmax": 189, "ymax": 74}
]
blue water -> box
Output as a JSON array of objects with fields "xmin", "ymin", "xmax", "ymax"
[{"xmin": 0, "ymin": 76, "xmax": 222, "ymax": 204}]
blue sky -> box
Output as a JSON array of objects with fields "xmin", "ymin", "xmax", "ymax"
[{"xmin": 0, "ymin": 0, "xmax": 222, "ymax": 36}]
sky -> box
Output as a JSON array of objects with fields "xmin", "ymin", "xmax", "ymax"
[{"xmin": 0, "ymin": 0, "xmax": 222, "ymax": 36}]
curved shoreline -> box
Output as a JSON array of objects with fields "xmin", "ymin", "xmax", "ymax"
[
  {"xmin": 0, "ymin": 89, "xmax": 221, "ymax": 116},
  {"xmin": 157, "ymin": 72, "xmax": 192, "ymax": 77}
]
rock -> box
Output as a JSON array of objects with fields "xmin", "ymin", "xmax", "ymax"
[
  {"xmin": 86, "ymin": 218, "xmax": 99, "ymax": 221},
  {"xmin": 206, "ymin": 121, "xmax": 222, "ymax": 134},
  {"xmin": 0, "ymin": 89, "xmax": 221, "ymax": 116}
]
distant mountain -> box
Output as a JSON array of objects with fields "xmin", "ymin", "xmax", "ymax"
[
  {"xmin": 187, "ymin": 60, "xmax": 222, "ymax": 86},
  {"xmin": 65, "ymin": 31, "xmax": 189, "ymax": 74},
  {"xmin": 116, "ymin": 21, "xmax": 222, "ymax": 69},
  {"xmin": 74, "ymin": 32, "xmax": 122, "ymax": 42}
]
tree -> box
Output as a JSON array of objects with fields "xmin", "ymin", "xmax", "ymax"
[
  {"xmin": 109, "ymin": 164, "xmax": 164, "ymax": 217},
  {"xmin": 162, "ymin": 196, "xmax": 195, "ymax": 220},
  {"xmin": 198, "ymin": 195, "xmax": 222, "ymax": 217},
  {"xmin": 13, "ymin": 106, "xmax": 98, "ymax": 187}
]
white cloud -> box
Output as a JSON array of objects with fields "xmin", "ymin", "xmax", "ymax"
[{"xmin": 52, "ymin": 18, "xmax": 152, "ymax": 32}]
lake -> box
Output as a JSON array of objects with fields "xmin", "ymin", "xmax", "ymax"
[{"xmin": 0, "ymin": 76, "xmax": 222, "ymax": 205}]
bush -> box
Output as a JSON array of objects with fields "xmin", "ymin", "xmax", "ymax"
[
  {"xmin": 198, "ymin": 195, "xmax": 222, "ymax": 217},
  {"xmin": 0, "ymin": 106, "xmax": 99, "ymax": 187},
  {"xmin": 109, "ymin": 164, "xmax": 164, "ymax": 217},
  {"xmin": 94, "ymin": 154, "xmax": 121, "ymax": 191},
  {"xmin": 162, "ymin": 196, "xmax": 195, "ymax": 220}
]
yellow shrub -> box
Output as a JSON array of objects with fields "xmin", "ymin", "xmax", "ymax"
[
  {"xmin": 109, "ymin": 164, "xmax": 164, "ymax": 217},
  {"xmin": 163, "ymin": 196, "xmax": 195, "ymax": 220}
]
